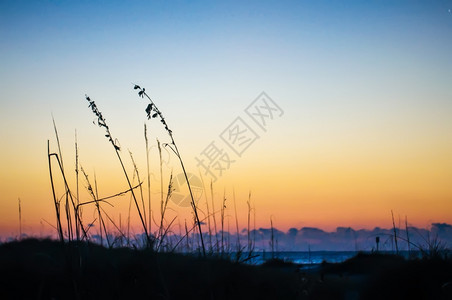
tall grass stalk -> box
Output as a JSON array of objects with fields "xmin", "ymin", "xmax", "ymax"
[
  {"xmin": 77, "ymin": 183, "xmax": 142, "ymax": 208},
  {"xmin": 199, "ymin": 172, "xmax": 213, "ymax": 251},
  {"xmin": 270, "ymin": 216, "xmax": 275, "ymax": 259},
  {"xmin": 47, "ymin": 142, "xmax": 64, "ymax": 242},
  {"xmin": 185, "ymin": 220, "xmax": 190, "ymax": 252},
  {"xmin": 157, "ymin": 139, "xmax": 164, "ymax": 235},
  {"xmin": 18, "ymin": 198, "xmax": 22, "ymax": 239},
  {"xmin": 51, "ymin": 117, "xmax": 74, "ymax": 242},
  {"xmin": 65, "ymin": 193, "xmax": 73, "ymax": 241},
  {"xmin": 158, "ymin": 215, "xmax": 177, "ymax": 251},
  {"xmin": 98, "ymin": 206, "xmax": 128, "ymax": 247},
  {"xmin": 127, "ymin": 190, "xmax": 132, "ymax": 246},
  {"xmin": 247, "ymin": 191, "xmax": 253, "ymax": 254},
  {"xmin": 158, "ymin": 172, "xmax": 174, "ymax": 250},
  {"xmin": 221, "ymin": 190, "xmax": 226, "ymax": 254},
  {"xmin": 134, "ymin": 85, "xmax": 206, "ymax": 257},
  {"xmin": 52, "ymin": 116, "xmax": 65, "ymax": 172},
  {"xmin": 227, "ymin": 216, "xmax": 231, "ymax": 253},
  {"xmin": 75, "ymin": 130, "xmax": 81, "ymax": 241},
  {"xmin": 49, "ymin": 148, "xmax": 89, "ymax": 242},
  {"xmin": 94, "ymin": 171, "xmax": 106, "ymax": 245},
  {"xmin": 405, "ymin": 216, "xmax": 411, "ymax": 254},
  {"xmin": 47, "ymin": 141, "xmax": 63, "ymax": 242},
  {"xmin": 144, "ymin": 124, "xmax": 152, "ymax": 235},
  {"xmin": 253, "ymin": 198, "xmax": 256, "ymax": 254},
  {"xmin": 210, "ymin": 181, "xmax": 219, "ymax": 252},
  {"xmin": 85, "ymin": 95, "xmax": 151, "ymax": 247},
  {"xmin": 391, "ymin": 210, "xmax": 399, "ymax": 254},
  {"xmin": 129, "ymin": 150, "xmax": 147, "ymax": 231},
  {"xmin": 171, "ymin": 213, "xmax": 212, "ymax": 252},
  {"xmin": 411, "ymin": 227, "xmax": 448, "ymax": 259},
  {"xmin": 233, "ymin": 189, "xmax": 241, "ymax": 254},
  {"xmin": 81, "ymin": 167, "xmax": 109, "ymax": 247}
]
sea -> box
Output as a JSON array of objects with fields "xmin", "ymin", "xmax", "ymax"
[
  {"xmin": 243, "ymin": 251, "xmax": 357, "ymax": 265},
  {"xmin": 260, "ymin": 251, "xmax": 358, "ymax": 264},
  {"xmin": 237, "ymin": 250, "xmax": 419, "ymax": 266}
]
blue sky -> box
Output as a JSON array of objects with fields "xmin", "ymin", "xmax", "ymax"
[{"xmin": 0, "ymin": 0, "xmax": 451, "ymax": 235}]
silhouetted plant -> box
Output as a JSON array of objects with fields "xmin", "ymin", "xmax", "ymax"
[
  {"xmin": 221, "ymin": 191, "xmax": 227, "ymax": 254},
  {"xmin": 391, "ymin": 210, "xmax": 399, "ymax": 254},
  {"xmin": 411, "ymin": 229, "xmax": 450, "ymax": 260},
  {"xmin": 133, "ymin": 85, "xmax": 206, "ymax": 257},
  {"xmin": 270, "ymin": 216, "xmax": 275, "ymax": 259},
  {"xmin": 144, "ymin": 124, "xmax": 152, "ymax": 235},
  {"xmin": 18, "ymin": 198, "xmax": 21, "ymax": 240},
  {"xmin": 157, "ymin": 171, "xmax": 174, "ymax": 250},
  {"xmin": 80, "ymin": 166, "xmax": 110, "ymax": 247},
  {"xmin": 210, "ymin": 181, "xmax": 220, "ymax": 252},
  {"xmin": 48, "ymin": 140, "xmax": 88, "ymax": 243},
  {"xmin": 198, "ymin": 173, "xmax": 213, "ymax": 252},
  {"xmin": 84, "ymin": 95, "xmax": 152, "ymax": 248},
  {"xmin": 129, "ymin": 150, "xmax": 148, "ymax": 233}
]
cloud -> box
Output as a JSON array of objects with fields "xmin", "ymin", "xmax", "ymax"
[
  {"xmin": 201, "ymin": 223, "xmax": 452, "ymax": 251},
  {"xmin": 2, "ymin": 223, "xmax": 451, "ymax": 252}
]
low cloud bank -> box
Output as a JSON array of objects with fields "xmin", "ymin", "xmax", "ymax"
[
  {"xmin": 247, "ymin": 223, "xmax": 452, "ymax": 251},
  {"xmin": 3, "ymin": 223, "xmax": 452, "ymax": 252}
]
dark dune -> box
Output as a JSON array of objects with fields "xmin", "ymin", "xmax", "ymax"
[{"xmin": 1, "ymin": 239, "xmax": 451, "ymax": 300}]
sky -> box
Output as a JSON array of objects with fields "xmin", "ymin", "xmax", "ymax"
[{"xmin": 0, "ymin": 0, "xmax": 451, "ymax": 239}]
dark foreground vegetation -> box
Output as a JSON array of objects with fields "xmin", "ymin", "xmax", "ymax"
[{"xmin": 1, "ymin": 239, "xmax": 452, "ymax": 299}]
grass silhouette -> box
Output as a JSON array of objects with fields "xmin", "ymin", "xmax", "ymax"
[
  {"xmin": 85, "ymin": 95, "xmax": 152, "ymax": 248},
  {"xmin": 134, "ymin": 84, "xmax": 206, "ymax": 256}
]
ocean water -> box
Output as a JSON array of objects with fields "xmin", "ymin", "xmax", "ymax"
[
  {"xmin": 244, "ymin": 250, "xmax": 419, "ymax": 265},
  {"xmin": 221, "ymin": 251, "xmax": 359, "ymax": 265},
  {"xmin": 256, "ymin": 251, "xmax": 358, "ymax": 265}
]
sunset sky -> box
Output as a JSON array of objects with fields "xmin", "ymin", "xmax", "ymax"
[{"xmin": 0, "ymin": 0, "xmax": 451, "ymax": 239}]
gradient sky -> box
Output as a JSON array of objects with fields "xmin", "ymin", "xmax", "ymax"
[{"xmin": 1, "ymin": 0, "xmax": 451, "ymax": 239}]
